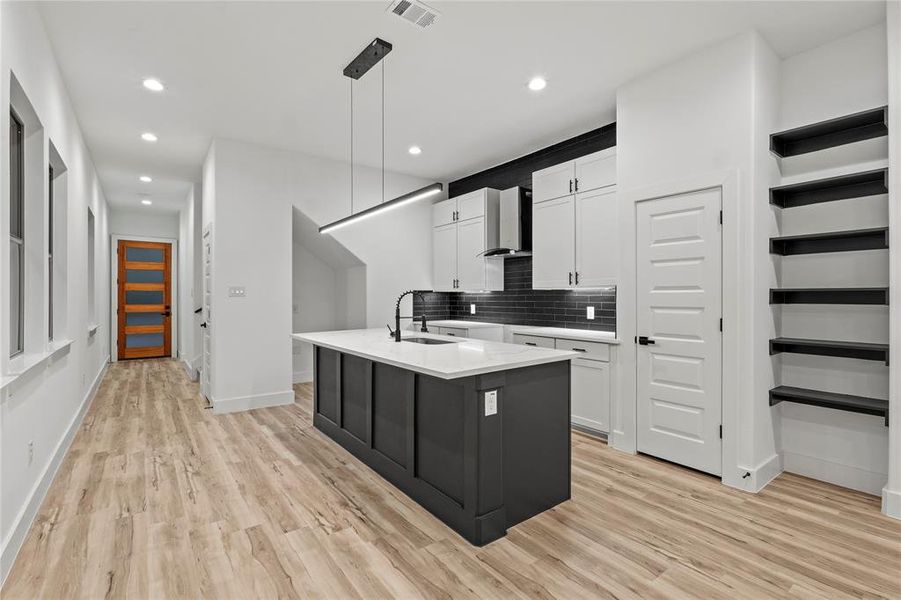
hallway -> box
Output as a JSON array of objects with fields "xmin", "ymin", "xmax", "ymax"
[{"xmin": 3, "ymin": 359, "xmax": 900, "ymax": 599}]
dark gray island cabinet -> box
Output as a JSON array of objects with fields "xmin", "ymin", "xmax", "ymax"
[{"xmin": 294, "ymin": 329, "xmax": 577, "ymax": 546}]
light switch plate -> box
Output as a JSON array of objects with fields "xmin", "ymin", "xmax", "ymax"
[
  {"xmin": 586, "ymin": 306, "xmax": 595, "ymax": 320},
  {"xmin": 470, "ymin": 303, "xmax": 476, "ymax": 315},
  {"xmin": 485, "ymin": 390, "xmax": 498, "ymax": 416},
  {"xmin": 228, "ymin": 286, "xmax": 246, "ymax": 298}
]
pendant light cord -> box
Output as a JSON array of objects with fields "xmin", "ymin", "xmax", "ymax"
[{"xmin": 350, "ymin": 78, "xmax": 354, "ymax": 214}]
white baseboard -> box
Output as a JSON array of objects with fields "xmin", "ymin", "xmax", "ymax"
[
  {"xmin": 293, "ymin": 369, "xmax": 312, "ymax": 384},
  {"xmin": 211, "ymin": 389, "xmax": 294, "ymax": 415},
  {"xmin": 181, "ymin": 358, "xmax": 198, "ymax": 381},
  {"xmin": 743, "ymin": 452, "xmax": 783, "ymax": 493},
  {"xmin": 0, "ymin": 357, "xmax": 109, "ymax": 587},
  {"xmin": 783, "ymin": 451, "xmax": 887, "ymax": 496},
  {"xmin": 882, "ymin": 486, "xmax": 901, "ymax": 520}
]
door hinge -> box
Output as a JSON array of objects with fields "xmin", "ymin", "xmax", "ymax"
[
  {"xmin": 719, "ymin": 318, "xmax": 723, "ymax": 332},
  {"xmin": 719, "ymin": 210, "xmax": 723, "ymax": 225},
  {"xmin": 719, "ymin": 424, "xmax": 723, "ymax": 439}
]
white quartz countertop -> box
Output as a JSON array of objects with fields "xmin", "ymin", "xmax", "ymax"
[
  {"xmin": 428, "ymin": 320, "xmax": 504, "ymax": 329},
  {"xmin": 514, "ymin": 327, "xmax": 619, "ymax": 344},
  {"xmin": 291, "ymin": 328, "xmax": 579, "ymax": 380}
]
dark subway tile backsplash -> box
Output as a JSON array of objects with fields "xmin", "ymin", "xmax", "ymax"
[{"xmin": 414, "ymin": 256, "xmax": 615, "ymax": 332}]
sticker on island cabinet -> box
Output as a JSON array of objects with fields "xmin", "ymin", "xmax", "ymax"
[{"xmin": 485, "ymin": 390, "xmax": 498, "ymax": 416}]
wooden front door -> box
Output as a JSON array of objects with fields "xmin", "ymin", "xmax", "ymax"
[{"xmin": 117, "ymin": 240, "xmax": 172, "ymax": 360}]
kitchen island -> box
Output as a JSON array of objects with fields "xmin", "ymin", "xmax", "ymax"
[{"xmin": 290, "ymin": 328, "xmax": 578, "ymax": 545}]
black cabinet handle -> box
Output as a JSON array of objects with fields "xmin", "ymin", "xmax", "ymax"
[
  {"xmin": 569, "ymin": 179, "xmax": 573, "ymax": 193},
  {"xmin": 575, "ymin": 178, "xmax": 579, "ymax": 191},
  {"xmin": 569, "ymin": 272, "xmax": 573, "ymax": 285},
  {"xmin": 637, "ymin": 336, "xmax": 656, "ymax": 345},
  {"xmin": 524, "ymin": 342, "xmax": 537, "ymax": 346},
  {"xmin": 575, "ymin": 272, "xmax": 580, "ymax": 285},
  {"xmin": 446, "ymin": 332, "xmax": 456, "ymax": 336},
  {"xmin": 572, "ymin": 348, "xmax": 587, "ymax": 352}
]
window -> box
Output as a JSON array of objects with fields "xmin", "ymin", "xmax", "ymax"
[
  {"xmin": 10, "ymin": 110, "xmax": 24, "ymax": 356},
  {"xmin": 87, "ymin": 208, "xmax": 95, "ymax": 325},
  {"xmin": 48, "ymin": 165, "xmax": 54, "ymax": 340}
]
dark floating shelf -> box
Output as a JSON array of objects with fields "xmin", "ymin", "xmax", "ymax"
[
  {"xmin": 770, "ymin": 106, "xmax": 888, "ymax": 158},
  {"xmin": 770, "ymin": 287, "xmax": 889, "ymax": 305},
  {"xmin": 770, "ymin": 168, "xmax": 888, "ymax": 208},
  {"xmin": 769, "ymin": 386, "xmax": 888, "ymax": 425},
  {"xmin": 769, "ymin": 337, "xmax": 889, "ymax": 365},
  {"xmin": 770, "ymin": 227, "xmax": 888, "ymax": 256}
]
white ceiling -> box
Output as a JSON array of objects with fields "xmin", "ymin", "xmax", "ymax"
[{"xmin": 37, "ymin": 1, "xmax": 885, "ymax": 214}]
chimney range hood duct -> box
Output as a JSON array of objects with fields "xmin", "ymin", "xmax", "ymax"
[{"xmin": 483, "ymin": 186, "xmax": 532, "ymax": 257}]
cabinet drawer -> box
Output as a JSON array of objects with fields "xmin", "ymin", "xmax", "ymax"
[
  {"xmin": 555, "ymin": 338, "xmax": 610, "ymax": 361},
  {"xmin": 433, "ymin": 198, "xmax": 457, "ymax": 227},
  {"xmin": 439, "ymin": 327, "xmax": 468, "ymax": 338},
  {"xmin": 512, "ymin": 334, "xmax": 555, "ymax": 349}
]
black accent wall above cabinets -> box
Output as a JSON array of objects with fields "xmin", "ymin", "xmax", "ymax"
[
  {"xmin": 448, "ymin": 123, "xmax": 616, "ymax": 197},
  {"xmin": 414, "ymin": 256, "xmax": 616, "ymax": 332}
]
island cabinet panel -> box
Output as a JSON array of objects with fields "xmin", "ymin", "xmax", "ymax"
[
  {"xmin": 415, "ymin": 377, "xmax": 466, "ymax": 505},
  {"xmin": 315, "ymin": 347, "xmax": 340, "ymax": 425},
  {"xmin": 371, "ymin": 364, "xmax": 412, "ymax": 468},
  {"xmin": 311, "ymin": 345, "xmax": 570, "ymax": 546},
  {"xmin": 340, "ymin": 354, "xmax": 371, "ymax": 444}
]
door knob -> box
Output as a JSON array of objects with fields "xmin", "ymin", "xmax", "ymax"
[{"xmin": 637, "ymin": 336, "xmax": 655, "ymax": 345}]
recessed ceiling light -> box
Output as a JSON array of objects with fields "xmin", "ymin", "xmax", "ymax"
[
  {"xmin": 139, "ymin": 175, "xmax": 152, "ymax": 183},
  {"xmin": 141, "ymin": 199, "xmax": 153, "ymax": 205},
  {"xmin": 142, "ymin": 78, "xmax": 164, "ymax": 92},
  {"xmin": 141, "ymin": 132, "xmax": 158, "ymax": 142},
  {"xmin": 528, "ymin": 77, "xmax": 547, "ymax": 91},
  {"xmin": 408, "ymin": 146, "xmax": 422, "ymax": 155}
]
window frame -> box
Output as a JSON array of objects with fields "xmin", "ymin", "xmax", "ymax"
[
  {"xmin": 48, "ymin": 164, "xmax": 54, "ymax": 341},
  {"xmin": 10, "ymin": 108, "xmax": 25, "ymax": 357}
]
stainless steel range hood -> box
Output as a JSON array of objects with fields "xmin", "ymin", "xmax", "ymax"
[{"xmin": 484, "ymin": 186, "xmax": 532, "ymax": 257}]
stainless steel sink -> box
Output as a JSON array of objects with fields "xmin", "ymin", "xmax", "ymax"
[{"xmin": 402, "ymin": 337, "xmax": 459, "ymax": 345}]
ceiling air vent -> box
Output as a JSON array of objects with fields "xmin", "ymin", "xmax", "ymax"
[{"xmin": 387, "ymin": 0, "xmax": 440, "ymax": 29}]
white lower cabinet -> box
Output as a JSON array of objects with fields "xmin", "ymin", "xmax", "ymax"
[
  {"xmin": 434, "ymin": 325, "xmax": 504, "ymax": 342},
  {"xmin": 570, "ymin": 358, "xmax": 610, "ymax": 434},
  {"xmin": 512, "ymin": 332, "xmax": 613, "ymax": 435}
]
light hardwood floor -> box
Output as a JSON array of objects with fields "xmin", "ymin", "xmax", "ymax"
[{"xmin": 3, "ymin": 359, "xmax": 900, "ymax": 599}]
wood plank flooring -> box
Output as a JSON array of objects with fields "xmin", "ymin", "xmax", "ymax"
[{"xmin": 3, "ymin": 359, "xmax": 900, "ymax": 599}]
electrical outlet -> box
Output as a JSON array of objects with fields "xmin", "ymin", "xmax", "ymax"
[
  {"xmin": 470, "ymin": 303, "xmax": 476, "ymax": 315},
  {"xmin": 27, "ymin": 441, "xmax": 34, "ymax": 465},
  {"xmin": 586, "ymin": 306, "xmax": 595, "ymax": 320},
  {"xmin": 228, "ymin": 286, "xmax": 246, "ymax": 298},
  {"xmin": 484, "ymin": 390, "xmax": 498, "ymax": 416}
]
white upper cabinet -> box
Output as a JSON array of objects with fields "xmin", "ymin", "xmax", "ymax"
[
  {"xmin": 432, "ymin": 198, "xmax": 457, "ymax": 227},
  {"xmin": 432, "ymin": 223, "xmax": 458, "ymax": 291},
  {"xmin": 575, "ymin": 186, "xmax": 617, "ymax": 288},
  {"xmin": 532, "ymin": 196, "xmax": 576, "ymax": 289},
  {"xmin": 531, "ymin": 148, "xmax": 617, "ymax": 289},
  {"xmin": 574, "ymin": 148, "xmax": 616, "ymax": 193},
  {"xmin": 533, "ymin": 161, "xmax": 576, "ymax": 203},
  {"xmin": 432, "ymin": 188, "xmax": 503, "ymax": 291}
]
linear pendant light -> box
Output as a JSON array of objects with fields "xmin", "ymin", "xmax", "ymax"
[{"xmin": 320, "ymin": 38, "xmax": 443, "ymax": 235}]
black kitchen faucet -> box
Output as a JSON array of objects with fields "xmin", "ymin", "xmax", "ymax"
[{"xmin": 387, "ymin": 290, "xmax": 428, "ymax": 341}]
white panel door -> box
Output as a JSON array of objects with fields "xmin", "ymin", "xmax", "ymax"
[
  {"xmin": 533, "ymin": 161, "xmax": 575, "ymax": 203},
  {"xmin": 636, "ymin": 187, "xmax": 722, "ymax": 475},
  {"xmin": 432, "ymin": 198, "xmax": 457, "ymax": 227},
  {"xmin": 571, "ymin": 358, "xmax": 610, "ymax": 433},
  {"xmin": 201, "ymin": 226, "xmax": 213, "ymax": 401},
  {"xmin": 532, "ymin": 196, "xmax": 575, "ymax": 289},
  {"xmin": 574, "ymin": 149, "xmax": 616, "ymax": 192},
  {"xmin": 456, "ymin": 190, "xmax": 486, "ymax": 222},
  {"xmin": 456, "ymin": 217, "xmax": 486, "ymax": 291},
  {"xmin": 433, "ymin": 223, "xmax": 457, "ymax": 291},
  {"xmin": 575, "ymin": 186, "xmax": 617, "ymax": 288}
]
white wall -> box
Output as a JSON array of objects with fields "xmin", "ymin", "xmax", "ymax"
[
  {"xmin": 886, "ymin": 0, "xmax": 901, "ymax": 520},
  {"xmin": 202, "ymin": 138, "xmax": 434, "ymax": 412},
  {"xmin": 776, "ymin": 24, "xmax": 889, "ymax": 496},
  {"xmin": 615, "ymin": 32, "xmax": 780, "ymax": 491},
  {"xmin": 0, "ymin": 2, "xmax": 110, "ymax": 583},
  {"xmin": 109, "ymin": 208, "xmax": 179, "ymax": 239}
]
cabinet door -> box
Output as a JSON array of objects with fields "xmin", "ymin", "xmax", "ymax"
[
  {"xmin": 456, "ymin": 217, "xmax": 486, "ymax": 291},
  {"xmin": 575, "ymin": 186, "xmax": 617, "ymax": 287},
  {"xmin": 532, "ymin": 196, "xmax": 575, "ymax": 289},
  {"xmin": 532, "ymin": 161, "xmax": 575, "ymax": 203},
  {"xmin": 456, "ymin": 190, "xmax": 486, "ymax": 222},
  {"xmin": 571, "ymin": 358, "xmax": 610, "ymax": 433},
  {"xmin": 433, "ymin": 198, "xmax": 457, "ymax": 227},
  {"xmin": 433, "ymin": 223, "xmax": 457, "ymax": 291},
  {"xmin": 574, "ymin": 149, "xmax": 616, "ymax": 192}
]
